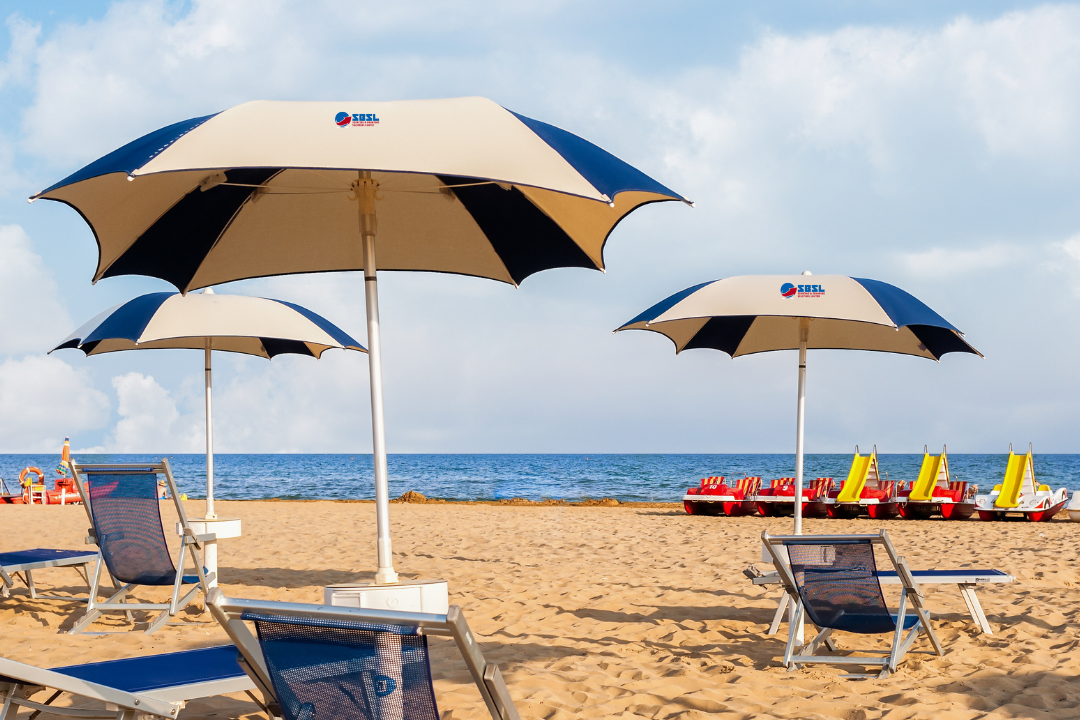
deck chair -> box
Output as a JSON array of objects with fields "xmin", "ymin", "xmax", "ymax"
[
  {"xmin": 68, "ymin": 460, "xmax": 214, "ymax": 635},
  {"xmin": 761, "ymin": 530, "xmax": 943, "ymax": 678},
  {"xmin": 0, "ymin": 549, "xmax": 98, "ymax": 601},
  {"xmin": 208, "ymin": 589, "xmax": 521, "ymax": 720},
  {"xmin": 0, "ymin": 645, "xmax": 255, "ymax": 720}
]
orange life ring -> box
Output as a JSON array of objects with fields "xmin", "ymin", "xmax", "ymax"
[{"xmin": 19, "ymin": 467, "xmax": 45, "ymax": 487}]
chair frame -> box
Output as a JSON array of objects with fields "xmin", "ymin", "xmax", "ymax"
[
  {"xmin": 68, "ymin": 459, "xmax": 215, "ymax": 635},
  {"xmin": 208, "ymin": 590, "xmax": 521, "ymax": 720},
  {"xmin": 761, "ymin": 530, "xmax": 943, "ymax": 678},
  {"xmin": 0, "ymin": 646, "xmax": 255, "ymax": 720},
  {"xmin": 0, "ymin": 550, "xmax": 98, "ymax": 601}
]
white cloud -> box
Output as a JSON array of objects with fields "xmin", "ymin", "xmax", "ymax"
[
  {"xmin": 0, "ymin": 224, "xmax": 72, "ymax": 354},
  {"xmin": 0, "ymin": 354, "xmax": 109, "ymax": 452},
  {"xmin": 896, "ymin": 242, "xmax": 1025, "ymax": 278},
  {"xmin": 105, "ymin": 371, "xmax": 203, "ymax": 452},
  {"xmin": 0, "ymin": 13, "xmax": 40, "ymax": 89}
]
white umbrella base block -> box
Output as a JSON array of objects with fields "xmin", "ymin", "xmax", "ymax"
[
  {"xmin": 181, "ymin": 517, "xmax": 243, "ymax": 539},
  {"xmin": 324, "ymin": 579, "xmax": 449, "ymax": 614}
]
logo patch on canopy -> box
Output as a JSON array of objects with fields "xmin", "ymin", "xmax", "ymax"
[
  {"xmin": 335, "ymin": 112, "xmax": 380, "ymax": 127},
  {"xmin": 781, "ymin": 282, "xmax": 824, "ymax": 298}
]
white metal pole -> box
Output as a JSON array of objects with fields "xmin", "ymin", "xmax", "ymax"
[
  {"xmin": 356, "ymin": 171, "xmax": 398, "ymax": 585},
  {"xmin": 204, "ymin": 340, "xmax": 215, "ymax": 519},
  {"xmin": 794, "ymin": 320, "xmax": 808, "ymax": 535}
]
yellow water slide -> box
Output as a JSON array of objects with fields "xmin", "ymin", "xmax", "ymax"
[
  {"xmin": 994, "ymin": 446, "xmax": 1035, "ymax": 508},
  {"xmin": 836, "ymin": 447, "xmax": 876, "ymax": 503},
  {"xmin": 908, "ymin": 446, "xmax": 948, "ymax": 502}
]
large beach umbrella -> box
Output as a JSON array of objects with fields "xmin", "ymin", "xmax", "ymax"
[
  {"xmin": 615, "ymin": 273, "xmax": 981, "ymax": 533},
  {"xmin": 32, "ymin": 97, "xmax": 688, "ymax": 584},
  {"xmin": 52, "ymin": 288, "xmax": 365, "ymax": 520}
]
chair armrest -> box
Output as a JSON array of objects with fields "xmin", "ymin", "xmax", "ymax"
[{"xmin": 182, "ymin": 528, "xmax": 217, "ymax": 548}]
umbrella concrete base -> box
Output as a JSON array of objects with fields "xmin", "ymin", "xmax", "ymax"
[
  {"xmin": 177, "ymin": 517, "xmax": 242, "ymax": 589},
  {"xmin": 324, "ymin": 579, "xmax": 449, "ymax": 614}
]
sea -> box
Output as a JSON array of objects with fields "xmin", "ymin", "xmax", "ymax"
[{"xmin": 2, "ymin": 453, "xmax": 1080, "ymax": 503}]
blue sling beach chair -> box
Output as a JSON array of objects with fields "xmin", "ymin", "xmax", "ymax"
[
  {"xmin": 761, "ymin": 530, "xmax": 944, "ymax": 678},
  {"xmin": 208, "ymin": 590, "xmax": 521, "ymax": 720},
  {"xmin": 69, "ymin": 460, "xmax": 214, "ymax": 635},
  {"xmin": 0, "ymin": 645, "xmax": 255, "ymax": 720}
]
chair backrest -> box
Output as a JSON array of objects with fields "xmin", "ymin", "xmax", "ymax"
[
  {"xmin": 773, "ymin": 477, "xmax": 795, "ymax": 488},
  {"xmin": 700, "ymin": 476, "xmax": 725, "ymax": 489},
  {"xmin": 783, "ymin": 539, "xmax": 895, "ymax": 634},
  {"xmin": 736, "ymin": 477, "xmax": 761, "ymax": 496},
  {"xmin": 245, "ymin": 611, "xmax": 440, "ymax": 720},
  {"xmin": 71, "ymin": 464, "xmax": 177, "ymax": 586},
  {"xmin": 209, "ymin": 593, "xmax": 519, "ymax": 720}
]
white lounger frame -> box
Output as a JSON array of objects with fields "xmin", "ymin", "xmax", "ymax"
[
  {"xmin": 208, "ymin": 590, "xmax": 521, "ymax": 720},
  {"xmin": 0, "ymin": 553, "xmax": 98, "ymax": 601},
  {"xmin": 761, "ymin": 530, "xmax": 944, "ymax": 678},
  {"xmin": 69, "ymin": 460, "xmax": 215, "ymax": 635},
  {"xmin": 0, "ymin": 653, "xmax": 254, "ymax": 720}
]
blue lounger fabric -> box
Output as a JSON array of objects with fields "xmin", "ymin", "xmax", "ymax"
[
  {"xmin": 244, "ymin": 611, "xmax": 440, "ymax": 720},
  {"xmin": 0, "ymin": 549, "xmax": 97, "ymax": 566},
  {"xmin": 85, "ymin": 467, "xmax": 180, "ymax": 586},
  {"xmin": 50, "ymin": 645, "xmax": 245, "ymax": 693},
  {"xmin": 785, "ymin": 540, "xmax": 897, "ymax": 634}
]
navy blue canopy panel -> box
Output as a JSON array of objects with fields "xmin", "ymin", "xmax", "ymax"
[
  {"xmin": 509, "ymin": 110, "xmax": 684, "ymax": 201},
  {"xmin": 616, "ymin": 280, "xmax": 717, "ymax": 330},
  {"xmin": 244, "ymin": 611, "xmax": 439, "ymax": 720},
  {"xmin": 51, "ymin": 645, "xmax": 245, "ymax": 693},
  {"xmin": 84, "ymin": 468, "xmax": 179, "ymax": 586},
  {"xmin": 36, "ymin": 114, "xmax": 220, "ymax": 196},
  {"xmin": 270, "ymin": 300, "xmax": 364, "ymax": 350},
  {"xmin": 851, "ymin": 278, "xmax": 980, "ymax": 359},
  {"xmin": 784, "ymin": 540, "xmax": 902, "ymax": 635}
]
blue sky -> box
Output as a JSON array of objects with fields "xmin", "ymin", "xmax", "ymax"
[{"xmin": 0, "ymin": 1, "xmax": 1078, "ymax": 454}]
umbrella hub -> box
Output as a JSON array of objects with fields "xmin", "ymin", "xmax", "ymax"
[{"xmin": 350, "ymin": 173, "xmax": 383, "ymax": 239}]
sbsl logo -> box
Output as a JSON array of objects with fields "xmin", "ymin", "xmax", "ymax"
[
  {"xmin": 335, "ymin": 112, "xmax": 380, "ymax": 127},
  {"xmin": 781, "ymin": 282, "xmax": 824, "ymax": 299}
]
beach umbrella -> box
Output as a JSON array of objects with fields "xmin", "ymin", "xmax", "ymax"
[
  {"xmin": 52, "ymin": 288, "xmax": 365, "ymax": 520},
  {"xmin": 31, "ymin": 97, "xmax": 688, "ymax": 584},
  {"xmin": 615, "ymin": 272, "xmax": 981, "ymax": 534}
]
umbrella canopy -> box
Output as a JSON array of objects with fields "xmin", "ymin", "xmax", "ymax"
[
  {"xmin": 617, "ymin": 275, "xmax": 980, "ymax": 359},
  {"xmin": 31, "ymin": 97, "xmax": 689, "ymax": 291},
  {"xmin": 52, "ymin": 289, "xmax": 365, "ymax": 525},
  {"xmin": 34, "ymin": 97, "xmax": 688, "ymax": 586},
  {"xmin": 55, "ymin": 290, "xmax": 365, "ymax": 357},
  {"xmin": 616, "ymin": 273, "xmax": 980, "ymax": 535}
]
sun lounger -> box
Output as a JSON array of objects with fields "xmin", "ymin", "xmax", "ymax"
[
  {"xmin": 207, "ymin": 589, "xmax": 520, "ymax": 720},
  {"xmin": 68, "ymin": 460, "xmax": 214, "ymax": 635},
  {"xmin": 0, "ymin": 549, "xmax": 98, "ymax": 601},
  {"xmin": 761, "ymin": 530, "xmax": 943, "ymax": 678},
  {"xmin": 0, "ymin": 644, "xmax": 255, "ymax": 720}
]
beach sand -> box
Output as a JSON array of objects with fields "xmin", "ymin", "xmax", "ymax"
[{"xmin": 2, "ymin": 500, "xmax": 1079, "ymax": 720}]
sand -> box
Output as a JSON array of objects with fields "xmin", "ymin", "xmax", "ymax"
[{"xmin": 2, "ymin": 500, "xmax": 1080, "ymax": 720}]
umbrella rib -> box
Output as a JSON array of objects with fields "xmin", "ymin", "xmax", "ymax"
[{"xmin": 217, "ymin": 180, "xmax": 501, "ymax": 193}]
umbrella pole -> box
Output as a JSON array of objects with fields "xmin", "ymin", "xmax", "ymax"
[
  {"xmin": 794, "ymin": 320, "xmax": 808, "ymax": 535},
  {"xmin": 358, "ymin": 173, "xmax": 398, "ymax": 585},
  {"xmin": 205, "ymin": 340, "xmax": 215, "ymax": 519}
]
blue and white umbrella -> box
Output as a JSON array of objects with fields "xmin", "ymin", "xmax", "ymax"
[
  {"xmin": 616, "ymin": 273, "xmax": 981, "ymax": 533},
  {"xmin": 33, "ymin": 97, "xmax": 688, "ymax": 585},
  {"xmin": 53, "ymin": 289, "xmax": 365, "ymax": 524}
]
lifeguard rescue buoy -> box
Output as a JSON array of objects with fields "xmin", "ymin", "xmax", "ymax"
[{"xmin": 19, "ymin": 467, "xmax": 44, "ymax": 487}]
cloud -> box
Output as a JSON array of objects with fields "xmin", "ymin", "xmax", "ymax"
[
  {"xmin": 895, "ymin": 243, "xmax": 1025, "ymax": 278},
  {"xmin": 8, "ymin": 3, "xmax": 1080, "ymax": 453},
  {"xmin": 0, "ymin": 354, "xmax": 109, "ymax": 452},
  {"xmin": 103, "ymin": 371, "xmax": 203, "ymax": 452},
  {"xmin": 0, "ymin": 224, "xmax": 72, "ymax": 354}
]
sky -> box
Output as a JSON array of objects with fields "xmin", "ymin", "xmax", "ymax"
[{"xmin": 0, "ymin": 0, "xmax": 1078, "ymax": 455}]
